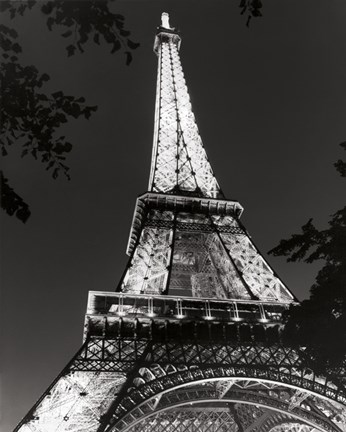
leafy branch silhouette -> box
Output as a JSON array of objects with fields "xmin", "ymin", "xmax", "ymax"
[
  {"xmin": 0, "ymin": 0, "xmax": 139, "ymax": 222},
  {"xmin": 239, "ymin": 0, "xmax": 263, "ymax": 27},
  {"xmin": 269, "ymin": 143, "xmax": 346, "ymax": 375}
]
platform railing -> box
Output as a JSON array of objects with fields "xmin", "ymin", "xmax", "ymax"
[{"xmin": 86, "ymin": 291, "xmax": 292, "ymax": 324}]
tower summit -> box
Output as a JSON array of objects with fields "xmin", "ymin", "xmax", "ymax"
[
  {"xmin": 150, "ymin": 12, "xmax": 221, "ymax": 198},
  {"xmin": 15, "ymin": 13, "xmax": 346, "ymax": 432}
]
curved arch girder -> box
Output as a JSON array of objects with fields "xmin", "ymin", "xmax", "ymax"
[
  {"xmin": 88, "ymin": 338, "xmax": 346, "ymax": 432},
  {"xmin": 108, "ymin": 375, "xmax": 344, "ymax": 432}
]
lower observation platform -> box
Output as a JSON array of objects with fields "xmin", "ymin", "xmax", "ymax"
[{"xmin": 84, "ymin": 291, "xmax": 296, "ymax": 340}]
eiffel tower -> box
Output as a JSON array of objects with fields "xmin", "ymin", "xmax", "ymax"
[{"xmin": 15, "ymin": 13, "xmax": 346, "ymax": 432}]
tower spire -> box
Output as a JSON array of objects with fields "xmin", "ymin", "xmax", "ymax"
[
  {"xmin": 160, "ymin": 12, "xmax": 171, "ymax": 29},
  {"xmin": 149, "ymin": 13, "xmax": 223, "ymax": 198}
]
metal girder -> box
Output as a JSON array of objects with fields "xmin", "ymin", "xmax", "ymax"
[
  {"xmin": 126, "ymin": 409, "xmax": 239, "ymax": 432},
  {"xmin": 289, "ymin": 390, "xmax": 310, "ymax": 411},
  {"xmin": 123, "ymin": 407, "xmax": 318, "ymax": 432},
  {"xmin": 243, "ymin": 409, "xmax": 273, "ymax": 432},
  {"xmin": 268, "ymin": 424, "xmax": 318, "ymax": 432}
]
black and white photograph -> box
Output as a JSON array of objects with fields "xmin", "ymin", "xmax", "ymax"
[{"xmin": 2, "ymin": 1, "xmax": 346, "ymax": 431}]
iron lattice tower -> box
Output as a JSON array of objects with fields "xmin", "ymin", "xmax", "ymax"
[{"xmin": 15, "ymin": 13, "xmax": 346, "ymax": 432}]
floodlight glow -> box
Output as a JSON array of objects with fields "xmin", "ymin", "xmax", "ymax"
[{"xmin": 117, "ymin": 311, "xmax": 127, "ymax": 317}]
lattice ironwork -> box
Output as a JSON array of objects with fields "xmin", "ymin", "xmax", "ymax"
[
  {"xmin": 127, "ymin": 408, "xmax": 239, "ymax": 432},
  {"xmin": 14, "ymin": 12, "xmax": 346, "ymax": 432},
  {"xmin": 269, "ymin": 424, "xmax": 318, "ymax": 432},
  {"xmin": 219, "ymin": 232, "xmax": 294, "ymax": 302},
  {"xmin": 149, "ymin": 14, "xmax": 221, "ymax": 198},
  {"xmin": 122, "ymin": 210, "xmax": 174, "ymax": 295},
  {"xmin": 126, "ymin": 407, "xmax": 321, "ymax": 432},
  {"xmin": 120, "ymin": 197, "xmax": 295, "ymax": 300},
  {"xmin": 16, "ymin": 369, "xmax": 126, "ymax": 432},
  {"xmin": 127, "ymin": 405, "xmax": 318, "ymax": 432}
]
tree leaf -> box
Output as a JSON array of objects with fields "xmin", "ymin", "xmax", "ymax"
[
  {"xmin": 46, "ymin": 16, "xmax": 54, "ymax": 31},
  {"xmin": 63, "ymin": 142, "xmax": 72, "ymax": 153},
  {"xmin": 77, "ymin": 42, "xmax": 85, "ymax": 53},
  {"xmin": 41, "ymin": 2, "xmax": 53, "ymax": 15},
  {"xmin": 52, "ymin": 168, "xmax": 59, "ymax": 179},
  {"xmin": 41, "ymin": 73, "xmax": 50, "ymax": 81},
  {"xmin": 93, "ymin": 33, "xmax": 100, "ymax": 45},
  {"xmin": 124, "ymin": 51, "xmax": 132, "ymax": 66},
  {"xmin": 66, "ymin": 44, "xmax": 76, "ymax": 57},
  {"xmin": 111, "ymin": 39, "xmax": 121, "ymax": 53},
  {"xmin": 12, "ymin": 43, "xmax": 22, "ymax": 53},
  {"xmin": 127, "ymin": 39, "xmax": 140, "ymax": 50},
  {"xmin": 119, "ymin": 29, "xmax": 130, "ymax": 37},
  {"xmin": 46, "ymin": 160, "xmax": 55, "ymax": 170},
  {"xmin": 61, "ymin": 30, "xmax": 72, "ymax": 38},
  {"xmin": 52, "ymin": 91, "xmax": 63, "ymax": 99}
]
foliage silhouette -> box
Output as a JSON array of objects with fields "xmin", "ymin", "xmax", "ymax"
[
  {"xmin": 269, "ymin": 143, "xmax": 346, "ymax": 376},
  {"xmin": 1, "ymin": 172, "xmax": 31, "ymax": 223},
  {"xmin": 0, "ymin": 0, "xmax": 139, "ymax": 222},
  {"xmin": 239, "ymin": 0, "xmax": 263, "ymax": 27}
]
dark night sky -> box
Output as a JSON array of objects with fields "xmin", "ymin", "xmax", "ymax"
[{"xmin": 2, "ymin": 1, "xmax": 346, "ymax": 430}]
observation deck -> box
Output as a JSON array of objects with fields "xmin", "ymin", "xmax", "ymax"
[
  {"xmin": 126, "ymin": 192, "xmax": 244, "ymax": 255},
  {"xmin": 84, "ymin": 291, "xmax": 296, "ymax": 341}
]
